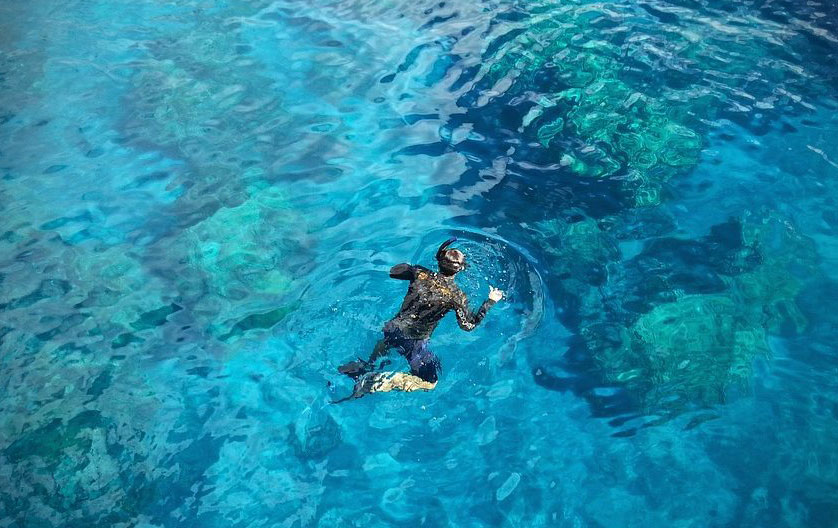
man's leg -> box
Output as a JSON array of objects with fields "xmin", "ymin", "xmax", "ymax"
[
  {"xmin": 369, "ymin": 372, "xmax": 437, "ymax": 392},
  {"xmin": 332, "ymin": 370, "xmax": 435, "ymax": 403},
  {"xmin": 350, "ymin": 342, "xmax": 439, "ymax": 398},
  {"xmin": 356, "ymin": 371, "xmax": 437, "ymax": 396},
  {"xmin": 368, "ymin": 339, "xmax": 391, "ymax": 364},
  {"xmin": 337, "ymin": 340, "xmax": 392, "ymax": 379},
  {"xmin": 407, "ymin": 342, "xmax": 440, "ymax": 385}
]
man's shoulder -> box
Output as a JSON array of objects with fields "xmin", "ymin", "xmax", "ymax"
[{"xmin": 414, "ymin": 265, "xmax": 433, "ymax": 280}]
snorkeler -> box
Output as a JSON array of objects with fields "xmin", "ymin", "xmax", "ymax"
[{"xmin": 335, "ymin": 238, "xmax": 503, "ymax": 401}]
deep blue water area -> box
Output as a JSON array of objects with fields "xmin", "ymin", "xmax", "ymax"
[{"xmin": 2, "ymin": 0, "xmax": 838, "ymax": 526}]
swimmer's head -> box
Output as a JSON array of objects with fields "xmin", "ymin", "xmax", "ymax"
[{"xmin": 436, "ymin": 238, "xmax": 467, "ymax": 276}]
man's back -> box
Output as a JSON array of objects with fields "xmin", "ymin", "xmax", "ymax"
[
  {"xmin": 389, "ymin": 263, "xmax": 495, "ymax": 339},
  {"xmin": 389, "ymin": 264, "xmax": 460, "ymax": 339}
]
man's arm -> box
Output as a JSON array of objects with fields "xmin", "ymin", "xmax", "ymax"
[
  {"xmin": 454, "ymin": 287, "xmax": 503, "ymax": 331},
  {"xmin": 389, "ymin": 263, "xmax": 415, "ymax": 280}
]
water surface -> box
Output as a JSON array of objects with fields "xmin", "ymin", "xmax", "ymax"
[{"xmin": 1, "ymin": 0, "xmax": 838, "ymax": 526}]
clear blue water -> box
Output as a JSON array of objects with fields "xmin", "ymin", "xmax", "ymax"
[{"xmin": 2, "ymin": 0, "xmax": 838, "ymax": 526}]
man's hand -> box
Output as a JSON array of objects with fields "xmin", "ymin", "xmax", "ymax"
[{"xmin": 489, "ymin": 286, "xmax": 504, "ymax": 302}]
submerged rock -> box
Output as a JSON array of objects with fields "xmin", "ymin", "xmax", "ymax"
[
  {"xmin": 291, "ymin": 409, "xmax": 342, "ymax": 461},
  {"xmin": 533, "ymin": 210, "xmax": 818, "ymax": 425},
  {"xmin": 183, "ymin": 186, "xmax": 296, "ymax": 301},
  {"xmin": 496, "ymin": 472, "xmax": 521, "ymax": 502}
]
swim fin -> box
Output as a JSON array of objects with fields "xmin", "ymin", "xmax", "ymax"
[
  {"xmin": 331, "ymin": 372, "xmax": 379, "ymax": 403},
  {"xmin": 337, "ymin": 358, "xmax": 371, "ymax": 379}
]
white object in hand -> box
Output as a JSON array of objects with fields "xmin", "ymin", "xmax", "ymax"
[{"xmin": 489, "ymin": 286, "xmax": 504, "ymax": 302}]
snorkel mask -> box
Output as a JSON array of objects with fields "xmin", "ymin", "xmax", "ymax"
[{"xmin": 436, "ymin": 237, "xmax": 467, "ymax": 275}]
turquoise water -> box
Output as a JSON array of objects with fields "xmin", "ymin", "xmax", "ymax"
[{"xmin": 2, "ymin": 0, "xmax": 838, "ymax": 525}]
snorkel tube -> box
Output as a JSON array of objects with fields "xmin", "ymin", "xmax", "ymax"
[
  {"xmin": 436, "ymin": 237, "xmax": 457, "ymax": 261},
  {"xmin": 436, "ymin": 237, "xmax": 467, "ymax": 275}
]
